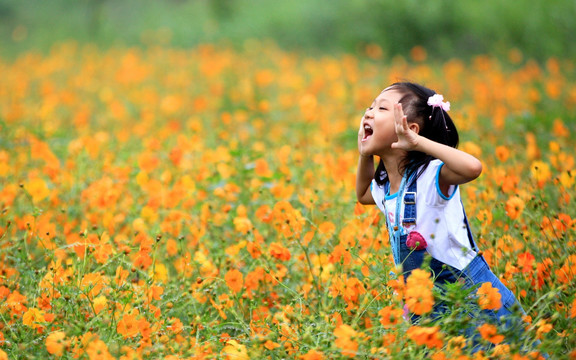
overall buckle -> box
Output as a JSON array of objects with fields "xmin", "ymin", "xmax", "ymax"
[{"xmin": 403, "ymin": 192, "xmax": 416, "ymax": 205}]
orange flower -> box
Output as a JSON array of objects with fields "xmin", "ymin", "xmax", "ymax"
[
  {"xmin": 570, "ymin": 298, "xmax": 576, "ymax": 318},
  {"xmin": 254, "ymin": 158, "xmax": 272, "ymax": 177},
  {"xmin": 86, "ymin": 339, "xmax": 114, "ymax": 360},
  {"xmin": 334, "ymin": 324, "xmax": 360, "ymax": 358},
  {"xmin": 0, "ymin": 349, "xmax": 7, "ymax": 360},
  {"xmin": 318, "ymin": 221, "xmax": 336, "ymax": 237},
  {"xmin": 552, "ymin": 118, "xmax": 570, "ymax": 137},
  {"xmin": 233, "ymin": 216, "xmax": 253, "ymax": 234},
  {"xmin": 92, "ymin": 233, "xmax": 114, "ymax": 264},
  {"xmin": 517, "ymin": 251, "xmax": 535, "ymax": 273},
  {"xmin": 225, "ymin": 269, "xmax": 244, "ymax": 294},
  {"xmin": 495, "ymin": 145, "xmax": 510, "ymax": 162},
  {"xmin": 167, "ymin": 317, "xmax": 184, "ymax": 334},
  {"xmin": 505, "ymin": 196, "xmax": 525, "ymax": 220},
  {"xmin": 5, "ymin": 290, "xmax": 28, "ymax": 316},
  {"xmin": 46, "ymin": 331, "xmax": 68, "ymax": 356},
  {"xmin": 300, "ymin": 349, "xmax": 324, "ymax": 360},
  {"xmin": 264, "ymin": 340, "xmax": 281, "ymax": 350},
  {"xmin": 244, "ymin": 267, "xmax": 265, "ymax": 295},
  {"xmin": 255, "ymin": 205, "xmax": 273, "ymax": 223},
  {"xmin": 476, "ymin": 209, "xmax": 493, "ymax": 227},
  {"xmin": 119, "ymin": 345, "xmax": 142, "ymax": 360},
  {"xmin": 22, "ymin": 307, "xmax": 45, "ymax": 329},
  {"xmin": 387, "ymin": 277, "xmax": 405, "ymax": 300},
  {"xmin": 431, "ymin": 352, "xmax": 448, "ymax": 360},
  {"xmin": 405, "ymin": 269, "xmax": 434, "ymax": 315},
  {"xmin": 478, "ymin": 323, "xmax": 505, "ymax": 344},
  {"xmin": 137, "ymin": 151, "xmax": 160, "ymax": 173},
  {"xmin": 146, "ymin": 285, "xmax": 164, "ymax": 302},
  {"xmin": 476, "ymin": 282, "xmax": 502, "ymax": 310},
  {"xmin": 535, "ymin": 319, "xmax": 553, "ymax": 339},
  {"xmin": 406, "ymin": 325, "xmax": 443, "ymax": 349},
  {"xmin": 80, "ymin": 272, "xmax": 108, "ymax": 300},
  {"xmin": 410, "ymin": 46, "xmax": 427, "ymax": 62},
  {"xmin": 269, "ymin": 242, "xmax": 291, "ymax": 261},
  {"xmin": 525, "ymin": 133, "xmax": 540, "ymax": 160},
  {"xmin": 164, "ymin": 238, "xmax": 178, "ymax": 256},
  {"xmin": 115, "ymin": 266, "xmax": 129, "ymax": 287},
  {"xmin": 117, "ymin": 313, "xmax": 144, "ymax": 339},
  {"xmin": 133, "ymin": 248, "xmax": 153, "ymax": 270},
  {"xmin": 378, "ymin": 305, "xmax": 404, "ymax": 328},
  {"xmin": 382, "ymin": 332, "xmax": 397, "ymax": 348},
  {"xmin": 246, "ymin": 241, "xmax": 262, "ymax": 259},
  {"xmin": 555, "ymin": 255, "xmax": 576, "ymax": 284},
  {"xmin": 341, "ymin": 276, "xmax": 366, "ymax": 305},
  {"xmin": 500, "ymin": 174, "xmax": 520, "ymax": 193},
  {"xmin": 329, "ymin": 244, "xmax": 352, "ymax": 265}
]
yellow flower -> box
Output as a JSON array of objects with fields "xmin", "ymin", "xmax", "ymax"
[
  {"xmin": 93, "ymin": 295, "xmax": 108, "ymax": 315},
  {"xmin": 25, "ymin": 178, "xmax": 50, "ymax": 203},
  {"xmin": 222, "ymin": 340, "xmax": 249, "ymax": 360},
  {"xmin": 530, "ymin": 161, "xmax": 551, "ymax": 188}
]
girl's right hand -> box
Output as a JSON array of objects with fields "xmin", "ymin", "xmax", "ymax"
[{"xmin": 358, "ymin": 115, "xmax": 367, "ymax": 155}]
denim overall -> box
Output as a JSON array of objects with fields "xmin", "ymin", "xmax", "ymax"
[
  {"xmin": 386, "ymin": 176, "xmax": 549, "ymax": 359},
  {"xmin": 386, "ymin": 173, "xmax": 540, "ymax": 352}
]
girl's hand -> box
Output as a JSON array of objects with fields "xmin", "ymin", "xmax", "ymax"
[
  {"xmin": 357, "ymin": 115, "xmax": 368, "ymax": 155},
  {"xmin": 357, "ymin": 116, "xmax": 363, "ymax": 152},
  {"xmin": 391, "ymin": 103, "xmax": 420, "ymax": 151}
]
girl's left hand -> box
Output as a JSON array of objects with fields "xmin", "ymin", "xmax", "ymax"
[{"xmin": 391, "ymin": 103, "xmax": 420, "ymax": 151}]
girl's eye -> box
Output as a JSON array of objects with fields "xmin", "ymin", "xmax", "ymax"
[
  {"xmin": 379, "ymin": 107, "xmax": 387, "ymax": 110},
  {"xmin": 366, "ymin": 107, "xmax": 373, "ymax": 111}
]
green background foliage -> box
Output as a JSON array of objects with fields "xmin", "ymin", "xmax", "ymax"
[{"xmin": 1, "ymin": 0, "xmax": 574, "ymax": 60}]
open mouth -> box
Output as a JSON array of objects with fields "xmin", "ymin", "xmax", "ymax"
[{"xmin": 362, "ymin": 124, "xmax": 373, "ymax": 141}]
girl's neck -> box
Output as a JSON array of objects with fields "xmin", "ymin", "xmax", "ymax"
[{"xmin": 380, "ymin": 154, "xmax": 405, "ymax": 194}]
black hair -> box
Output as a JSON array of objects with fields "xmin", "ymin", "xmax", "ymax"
[{"xmin": 374, "ymin": 81, "xmax": 459, "ymax": 186}]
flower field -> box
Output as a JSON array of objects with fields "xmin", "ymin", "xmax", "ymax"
[{"xmin": 0, "ymin": 42, "xmax": 575, "ymax": 359}]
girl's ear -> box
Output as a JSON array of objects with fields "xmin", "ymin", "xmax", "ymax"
[{"xmin": 409, "ymin": 122, "xmax": 420, "ymax": 134}]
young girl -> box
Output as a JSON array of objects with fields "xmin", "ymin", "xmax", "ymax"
[{"xmin": 355, "ymin": 82, "xmax": 530, "ymax": 338}]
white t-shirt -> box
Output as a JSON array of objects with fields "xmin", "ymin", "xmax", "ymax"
[{"xmin": 371, "ymin": 159, "xmax": 477, "ymax": 270}]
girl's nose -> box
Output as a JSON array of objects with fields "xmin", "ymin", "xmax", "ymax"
[{"xmin": 364, "ymin": 108, "xmax": 374, "ymax": 118}]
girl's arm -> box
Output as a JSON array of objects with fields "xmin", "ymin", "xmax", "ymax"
[
  {"xmin": 356, "ymin": 154, "xmax": 375, "ymax": 204},
  {"xmin": 392, "ymin": 104, "xmax": 482, "ymax": 193},
  {"xmin": 356, "ymin": 118, "xmax": 375, "ymax": 204}
]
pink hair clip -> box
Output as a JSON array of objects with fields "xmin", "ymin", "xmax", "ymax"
[{"xmin": 427, "ymin": 94, "xmax": 451, "ymax": 112}]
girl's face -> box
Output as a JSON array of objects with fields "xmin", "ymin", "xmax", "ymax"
[{"xmin": 359, "ymin": 89, "xmax": 403, "ymax": 156}]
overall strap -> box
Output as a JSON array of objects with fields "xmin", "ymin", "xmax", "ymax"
[
  {"xmin": 383, "ymin": 171, "xmax": 419, "ymax": 265},
  {"xmin": 462, "ymin": 205, "xmax": 479, "ymax": 252},
  {"xmin": 402, "ymin": 175, "xmax": 417, "ymax": 226}
]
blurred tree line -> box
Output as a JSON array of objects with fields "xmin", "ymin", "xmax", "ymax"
[{"xmin": 0, "ymin": 0, "xmax": 574, "ymax": 60}]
